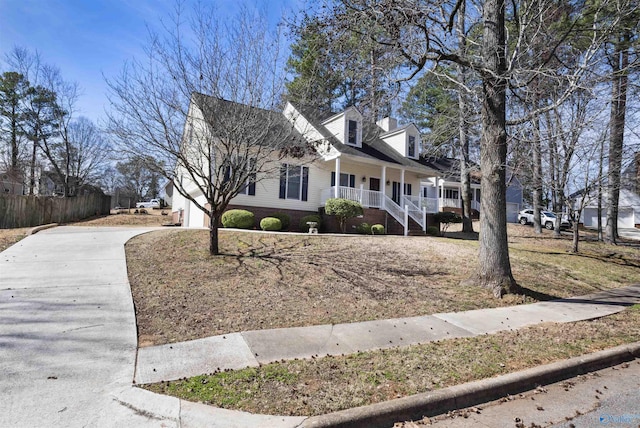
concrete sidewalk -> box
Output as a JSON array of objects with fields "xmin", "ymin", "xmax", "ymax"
[
  {"xmin": 1, "ymin": 226, "xmax": 639, "ymax": 428},
  {"xmin": 135, "ymin": 286, "xmax": 640, "ymax": 385}
]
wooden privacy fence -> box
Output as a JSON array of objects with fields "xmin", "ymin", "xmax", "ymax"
[{"xmin": 0, "ymin": 194, "xmax": 111, "ymax": 229}]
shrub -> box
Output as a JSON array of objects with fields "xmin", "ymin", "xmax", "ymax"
[
  {"xmin": 260, "ymin": 217, "xmax": 282, "ymax": 231},
  {"xmin": 270, "ymin": 212, "xmax": 290, "ymax": 231},
  {"xmin": 433, "ymin": 211, "xmax": 462, "ymax": 236},
  {"xmin": 371, "ymin": 224, "xmax": 385, "ymax": 235},
  {"xmin": 221, "ymin": 209, "xmax": 255, "ymax": 229},
  {"xmin": 324, "ymin": 198, "xmax": 364, "ymax": 233},
  {"xmin": 426, "ymin": 226, "xmax": 440, "ymax": 236},
  {"xmin": 300, "ymin": 214, "xmax": 322, "ymax": 232},
  {"xmin": 356, "ymin": 222, "xmax": 372, "ymax": 234}
]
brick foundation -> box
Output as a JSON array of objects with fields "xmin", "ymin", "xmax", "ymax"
[{"xmin": 201, "ymin": 205, "xmax": 435, "ymax": 236}]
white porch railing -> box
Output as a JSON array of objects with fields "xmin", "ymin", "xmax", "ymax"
[
  {"xmin": 401, "ymin": 196, "xmax": 427, "ymax": 231},
  {"xmin": 384, "ymin": 194, "xmax": 404, "ymax": 226},
  {"xmin": 441, "ymin": 198, "xmax": 461, "ymax": 208},
  {"xmin": 321, "ymin": 186, "xmax": 384, "ymax": 208},
  {"xmin": 322, "ymin": 187, "xmax": 428, "ymax": 235},
  {"xmin": 437, "ymin": 198, "xmax": 481, "ymax": 211}
]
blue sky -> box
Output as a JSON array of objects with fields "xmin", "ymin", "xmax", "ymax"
[{"xmin": 0, "ymin": 0, "xmax": 300, "ymax": 125}]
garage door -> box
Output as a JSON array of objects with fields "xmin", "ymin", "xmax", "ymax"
[
  {"xmin": 583, "ymin": 208, "xmax": 600, "ymax": 228},
  {"xmin": 618, "ymin": 208, "xmax": 634, "ymax": 228}
]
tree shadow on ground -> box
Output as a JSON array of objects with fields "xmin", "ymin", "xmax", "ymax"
[
  {"xmin": 441, "ymin": 231, "xmax": 479, "ymax": 241},
  {"xmin": 515, "ymin": 286, "xmax": 561, "ymax": 302}
]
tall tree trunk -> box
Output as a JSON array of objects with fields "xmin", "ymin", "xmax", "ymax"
[
  {"xmin": 597, "ymin": 134, "xmax": 605, "ymax": 241},
  {"xmin": 29, "ymin": 138, "xmax": 37, "ymax": 195},
  {"xmin": 470, "ymin": 0, "xmax": 517, "ymax": 297},
  {"xmin": 209, "ymin": 213, "xmax": 220, "ymax": 255},
  {"xmin": 605, "ymin": 38, "xmax": 628, "ymax": 244},
  {"xmin": 532, "ymin": 110, "xmax": 543, "ymax": 234},
  {"xmin": 571, "ymin": 215, "xmax": 580, "ymax": 253},
  {"xmin": 11, "ymin": 109, "xmax": 19, "ymax": 169},
  {"xmin": 457, "ymin": 0, "xmax": 473, "ymax": 233}
]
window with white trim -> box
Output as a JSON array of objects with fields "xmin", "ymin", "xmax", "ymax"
[
  {"xmin": 279, "ymin": 163, "xmax": 309, "ymax": 201},
  {"xmin": 331, "ymin": 172, "xmax": 356, "ymax": 188},
  {"xmin": 408, "ymin": 135, "xmax": 416, "ymax": 157},
  {"xmin": 439, "ymin": 188, "xmax": 459, "ymax": 199},
  {"xmin": 347, "ymin": 120, "xmax": 358, "ymax": 145}
]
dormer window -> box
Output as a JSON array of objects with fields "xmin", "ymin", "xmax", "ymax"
[
  {"xmin": 347, "ymin": 120, "xmax": 358, "ymax": 145},
  {"xmin": 408, "ymin": 135, "xmax": 416, "ymax": 157}
]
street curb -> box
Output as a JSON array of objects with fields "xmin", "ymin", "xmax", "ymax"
[
  {"xmin": 299, "ymin": 342, "xmax": 640, "ymax": 428},
  {"xmin": 28, "ymin": 223, "xmax": 58, "ymax": 235}
]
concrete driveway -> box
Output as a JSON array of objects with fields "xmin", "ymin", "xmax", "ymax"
[
  {"xmin": 0, "ymin": 226, "xmax": 161, "ymax": 428},
  {"xmin": 619, "ymin": 227, "xmax": 640, "ymax": 241}
]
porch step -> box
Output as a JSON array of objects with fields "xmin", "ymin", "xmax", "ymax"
[{"xmin": 407, "ymin": 229, "xmax": 426, "ymax": 236}]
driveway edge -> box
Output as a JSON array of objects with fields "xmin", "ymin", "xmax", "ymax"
[
  {"xmin": 28, "ymin": 223, "xmax": 58, "ymax": 235},
  {"xmin": 298, "ymin": 342, "xmax": 640, "ymax": 428}
]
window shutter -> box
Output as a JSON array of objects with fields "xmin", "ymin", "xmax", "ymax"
[
  {"xmin": 223, "ymin": 165, "xmax": 231, "ymax": 183},
  {"xmin": 248, "ymin": 159, "xmax": 256, "ymax": 195},
  {"xmin": 331, "ymin": 171, "xmax": 336, "ymax": 187},
  {"xmin": 279, "ymin": 164, "xmax": 287, "ymax": 199},
  {"xmin": 301, "ymin": 167, "xmax": 309, "ymax": 201},
  {"xmin": 349, "ymin": 174, "xmax": 355, "ymax": 188}
]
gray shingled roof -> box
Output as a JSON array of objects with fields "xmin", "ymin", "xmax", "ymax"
[{"xmin": 289, "ymin": 102, "xmax": 437, "ymax": 174}]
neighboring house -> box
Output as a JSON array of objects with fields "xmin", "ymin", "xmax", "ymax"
[
  {"xmin": 172, "ymin": 95, "xmax": 442, "ymax": 235},
  {"xmin": 162, "ymin": 180, "xmax": 173, "ymax": 207},
  {"xmin": 1, "ymin": 169, "xmax": 24, "ymax": 195},
  {"xmin": 418, "ymin": 157, "xmax": 524, "ymax": 223},
  {"xmin": 572, "ymin": 153, "xmax": 640, "ymax": 229},
  {"xmin": 39, "ymin": 171, "xmax": 104, "ymax": 197}
]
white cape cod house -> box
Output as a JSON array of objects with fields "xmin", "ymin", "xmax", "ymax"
[
  {"xmin": 171, "ymin": 95, "xmax": 523, "ymax": 234},
  {"xmin": 172, "ymin": 96, "xmax": 442, "ymax": 235}
]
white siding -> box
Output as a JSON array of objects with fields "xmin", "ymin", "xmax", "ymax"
[
  {"xmin": 231, "ymin": 159, "xmax": 331, "ymax": 211},
  {"xmin": 382, "ymin": 132, "xmax": 407, "ymax": 157},
  {"xmin": 381, "ymin": 125, "xmax": 421, "ymax": 159},
  {"xmin": 322, "ymin": 108, "xmax": 363, "ymax": 147},
  {"xmin": 506, "ymin": 202, "xmax": 519, "ymax": 223}
]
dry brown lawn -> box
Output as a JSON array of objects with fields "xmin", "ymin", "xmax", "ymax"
[
  {"xmin": 72, "ymin": 208, "xmax": 174, "ymax": 227},
  {"xmin": 0, "ymin": 227, "xmax": 31, "ymax": 252},
  {"xmin": 126, "ymin": 224, "xmax": 640, "ymax": 347}
]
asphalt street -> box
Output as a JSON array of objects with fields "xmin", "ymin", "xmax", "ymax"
[{"xmin": 417, "ymin": 359, "xmax": 640, "ymax": 428}]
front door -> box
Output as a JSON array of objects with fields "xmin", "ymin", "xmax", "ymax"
[
  {"xmin": 369, "ymin": 177, "xmax": 380, "ymax": 192},
  {"xmin": 392, "ymin": 181, "xmax": 401, "ymax": 205}
]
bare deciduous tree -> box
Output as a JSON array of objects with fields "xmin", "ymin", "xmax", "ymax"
[
  {"xmin": 106, "ymin": 3, "xmax": 311, "ymax": 255},
  {"xmin": 316, "ymin": 0, "xmax": 629, "ymax": 297}
]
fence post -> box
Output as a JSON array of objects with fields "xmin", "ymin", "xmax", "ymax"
[
  {"xmin": 422, "ymin": 207, "xmax": 427, "ymax": 232},
  {"xmin": 404, "ymin": 204, "xmax": 409, "ymax": 236}
]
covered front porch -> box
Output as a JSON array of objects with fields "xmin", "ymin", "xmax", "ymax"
[{"xmin": 318, "ymin": 156, "xmax": 437, "ymax": 235}]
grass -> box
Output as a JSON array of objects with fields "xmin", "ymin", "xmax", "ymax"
[
  {"xmin": 142, "ymin": 305, "xmax": 640, "ymax": 416},
  {"xmin": 133, "ymin": 223, "xmax": 639, "ymax": 415},
  {"xmin": 0, "ymin": 227, "xmax": 30, "ymax": 252},
  {"xmin": 125, "ymin": 224, "xmax": 640, "ymax": 346}
]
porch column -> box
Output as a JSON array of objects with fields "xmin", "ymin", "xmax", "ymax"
[
  {"xmin": 381, "ymin": 165, "xmax": 387, "ymax": 209},
  {"xmin": 400, "ymin": 169, "xmax": 405, "ymax": 202},
  {"xmin": 436, "ymin": 177, "xmax": 441, "ymax": 212},
  {"xmin": 334, "ymin": 156, "xmax": 341, "ymax": 198}
]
